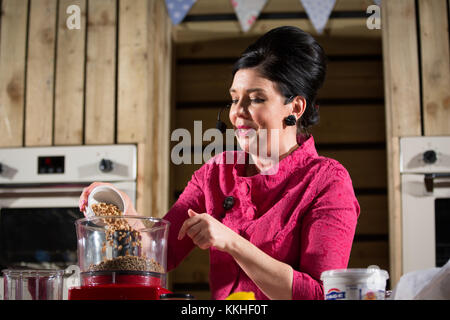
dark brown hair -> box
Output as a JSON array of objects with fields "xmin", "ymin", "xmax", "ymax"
[{"xmin": 232, "ymin": 26, "xmax": 327, "ymax": 134}]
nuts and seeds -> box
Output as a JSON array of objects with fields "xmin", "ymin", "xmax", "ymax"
[
  {"xmin": 91, "ymin": 202, "xmax": 122, "ymax": 217},
  {"xmin": 88, "ymin": 255, "xmax": 164, "ymax": 273},
  {"xmin": 87, "ymin": 201, "xmax": 163, "ymax": 273}
]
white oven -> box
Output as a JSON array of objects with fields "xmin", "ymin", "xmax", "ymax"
[
  {"xmin": 400, "ymin": 136, "xmax": 450, "ymax": 275},
  {"xmin": 0, "ymin": 145, "xmax": 137, "ymax": 299}
]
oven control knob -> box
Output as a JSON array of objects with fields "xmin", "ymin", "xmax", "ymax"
[
  {"xmin": 423, "ymin": 150, "xmax": 437, "ymax": 164},
  {"xmin": 99, "ymin": 159, "xmax": 114, "ymax": 172}
]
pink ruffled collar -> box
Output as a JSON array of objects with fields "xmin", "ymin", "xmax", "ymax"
[{"xmin": 232, "ymin": 134, "xmax": 318, "ymax": 182}]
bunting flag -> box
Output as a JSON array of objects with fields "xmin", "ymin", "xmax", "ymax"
[
  {"xmin": 231, "ymin": 0, "xmax": 268, "ymax": 33},
  {"xmin": 165, "ymin": 0, "xmax": 197, "ymax": 25},
  {"xmin": 300, "ymin": 0, "xmax": 336, "ymax": 35},
  {"xmin": 164, "ymin": 0, "xmax": 380, "ymax": 32}
]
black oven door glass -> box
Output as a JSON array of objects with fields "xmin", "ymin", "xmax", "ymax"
[
  {"xmin": 435, "ymin": 198, "xmax": 450, "ymax": 267},
  {"xmin": 0, "ymin": 207, "xmax": 83, "ymax": 269}
]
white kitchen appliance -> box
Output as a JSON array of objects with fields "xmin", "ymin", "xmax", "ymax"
[
  {"xmin": 400, "ymin": 136, "xmax": 450, "ymax": 275},
  {"xmin": 0, "ymin": 145, "xmax": 137, "ymax": 298}
]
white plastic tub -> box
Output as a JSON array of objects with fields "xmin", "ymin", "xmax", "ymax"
[{"xmin": 320, "ymin": 265, "xmax": 389, "ymax": 300}]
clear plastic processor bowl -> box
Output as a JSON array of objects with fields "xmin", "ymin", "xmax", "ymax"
[
  {"xmin": 2, "ymin": 269, "xmax": 64, "ymax": 300},
  {"xmin": 75, "ymin": 216, "xmax": 170, "ymax": 288}
]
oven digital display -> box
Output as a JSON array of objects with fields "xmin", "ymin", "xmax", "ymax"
[{"xmin": 38, "ymin": 156, "xmax": 65, "ymax": 174}]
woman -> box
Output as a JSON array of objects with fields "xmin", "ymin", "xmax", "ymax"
[{"xmin": 79, "ymin": 26, "xmax": 360, "ymax": 300}]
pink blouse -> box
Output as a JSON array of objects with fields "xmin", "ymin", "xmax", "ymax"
[{"xmin": 164, "ymin": 135, "xmax": 360, "ymax": 300}]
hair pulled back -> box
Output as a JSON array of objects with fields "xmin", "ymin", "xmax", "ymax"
[{"xmin": 232, "ymin": 26, "xmax": 327, "ymax": 134}]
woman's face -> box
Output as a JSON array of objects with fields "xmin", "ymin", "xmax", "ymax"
[{"xmin": 228, "ymin": 68, "xmax": 300, "ymax": 157}]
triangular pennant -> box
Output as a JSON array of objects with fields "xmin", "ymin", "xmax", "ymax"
[
  {"xmin": 231, "ymin": 0, "xmax": 268, "ymax": 33},
  {"xmin": 165, "ymin": 0, "xmax": 197, "ymax": 25},
  {"xmin": 300, "ymin": 0, "xmax": 336, "ymax": 35}
]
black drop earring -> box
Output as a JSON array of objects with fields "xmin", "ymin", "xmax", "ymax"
[{"xmin": 284, "ymin": 115, "xmax": 297, "ymax": 126}]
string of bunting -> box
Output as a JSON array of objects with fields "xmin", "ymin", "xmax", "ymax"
[{"xmin": 164, "ymin": 0, "xmax": 382, "ymax": 34}]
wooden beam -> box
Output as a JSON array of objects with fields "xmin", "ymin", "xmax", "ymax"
[
  {"xmin": 174, "ymin": 0, "xmax": 382, "ymax": 43},
  {"xmin": 173, "ymin": 18, "xmax": 381, "ymax": 43},
  {"xmin": 84, "ymin": 0, "xmax": 116, "ymax": 144},
  {"xmin": 176, "ymin": 36, "xmax": 382, "ymax": 59},
  {"xmin": 381, "ymin": 0, "xmax": 421, "ymax": 287},
  {"xmin": 150, "ymin": 0, "xmax": 173, "ymax": 217},
  {"xmin": 170, "ymin": 247, "xmax": 210, "ymax": 284},
  {"xmin": 117, "ymin": 0, "xmax": 148, "ymax": 143},
  {"xmin": 382, "ymin": 0, "xmax": 421, "ymax": 137},
  {"xmin": 136, "ymin": 142, "xmax": 146, "ymax": 215},
  {"xmin": 0, "ymin": 0, "xmax": 28, "ymax": 147},
  {"xmin": 136, "ymin": 0, "xmax": 172, "ymax": 217},
  {"xmin": 312, "ymin": 105, "xmax": 386, "ymax": 144},
  {"xmin": 54, "ymin": 0, "xmax": 87, "ymax": 145},
  {"xmin": 418, "ymin": 0, "xmax": 450, "ymax": 135},
  {"xmin": 349, "ymin": 241, "xmax": 389, "ymax": 271},
  {"xmin": 176, "ymin": 60, "xmax": 384, "ymax": 103},
  {"xmin": 320, "ymin": 149, "xmax": 387, "ymax": 189},
  {"xmin": 25, "ymin": 0, "xmax": 57, "ymax": 146},
  {"xmin": 175, "ymin": 105, "xmax": 386, "ymax": 145},
  {"xmin": 188, "ymin": 0, "xmax": 375, "ymax": 15},
  {"xmin": 356, "ymin": 195, "xmax": 388, "ymax": 235}
]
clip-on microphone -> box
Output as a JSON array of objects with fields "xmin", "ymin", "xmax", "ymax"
[{"xmin": 216, "ymin": 104, "xmax": 230, "ymax": 134}]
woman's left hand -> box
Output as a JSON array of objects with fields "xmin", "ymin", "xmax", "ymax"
[{"xmin": 177, "ymin": 209, "xmax": 236, "ymax": 252}]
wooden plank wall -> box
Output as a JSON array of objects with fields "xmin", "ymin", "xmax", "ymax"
[
  {"xmin": 0, "ymin": 0, "xmax": 172, "ymax": 218},
  {"xmin": 381, "ymin": 0, "xmax": 421, "ymax": 289},
  {"xmin": 169, "ymin": 0, "xmax": 386, "ymax": 299},
  {"xmin": 0, "ymin": 0, "xmax": 28, "ymax": 147},
  {"xmin": 25, "ymin": 0, "xmax": 57, "ymax": 146},
  {"xmin": 382, "ymin": 0, "xmax": 450, "ymax": 287},
  {"xmin": 173, "ymin": 0, "xmax": 381, "ymax": 42},
  {"xmin": 54, "ymin": 0, "xmax": 86, "ymax": 145},
  {"xmin": 418, "ymin": 0, "xmax": 450, "ymax": 135},
  {"xmin": 2, "ymin": 0, "xmax": 445, "ymax": 298}
]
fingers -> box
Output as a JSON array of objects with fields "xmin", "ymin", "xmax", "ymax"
[
  {"xmin": 79, "ymin": 182, "xmax": 101, "ymax": 212},
  {"xmin": 178, "ymin": 211, "xmax": 202, "ymax": 240},
  {"xmin": 186, "ymin": 222, "xmax": 203, "ymax": 240},
  {"xmin": 177, "ymin": 211, "xmax": 227, "ymax": 251},
  {"xmin": 188, "ymin": 209, "xmax": 198, "ymax": 218},
  {"xmin": 181, "ymin": 221, "xmax": 212, "ymax": 250},
  {"xmin": 78, "ymin": 182, "xmax": 113, "ymax": 214},
  {"xmin": 177, "ymin": 210, "xmax": 218, "ymax": 252},
  {"xmin": 192, "ymin": 231, "xmax": 211, "ymax": 250},
  {"xmin": 79, "ymin": 182, "xmax": 138, "ymax": 217},
  {"xmin": 78, "ymin": 196, "xmax": 87, "ymax": 213},
  {"xmin": 119, "ymin": 190, "xmax": 137, "ymax": 215}
]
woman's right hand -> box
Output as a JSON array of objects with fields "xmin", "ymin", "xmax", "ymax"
[{"xmin": 79, "ymin": 182, "xmax": 137, "ymax": 216}]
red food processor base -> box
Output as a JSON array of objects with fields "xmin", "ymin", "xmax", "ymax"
[
  {"xmin": 68, "ymin": 271, "xmax": 171, "ymax": 300},
  {"xmin": 69, "ymin": 284, "xmax": 171, "ymax": 300}
]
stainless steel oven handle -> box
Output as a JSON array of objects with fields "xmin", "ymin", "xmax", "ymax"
[{"xmin": 424, "ymin": 173, "xmax": 450, "ymax": 192}]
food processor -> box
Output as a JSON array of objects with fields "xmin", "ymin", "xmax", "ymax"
[{"xmin": 68, "ymin": 215, "xmax": 171, "ymax": 300}]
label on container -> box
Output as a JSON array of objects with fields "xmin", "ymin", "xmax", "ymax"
[
  {"xmin": 325, "ymin": 288, "xmax": 346, "ymax": 300},
  {"xmin": 325, "ymin": 285, "xmax": 385, "ymax": 300}
]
